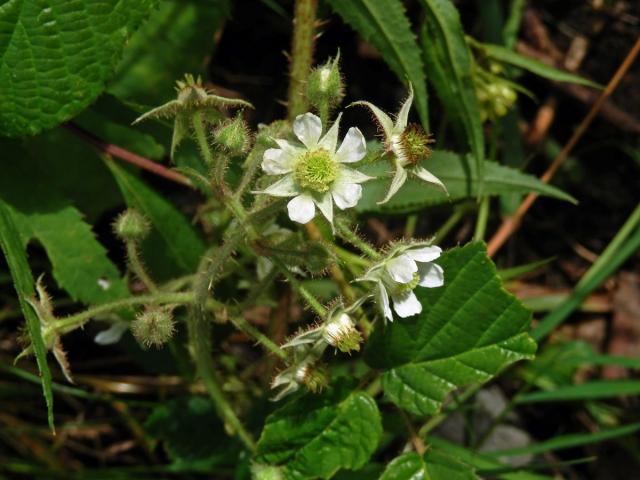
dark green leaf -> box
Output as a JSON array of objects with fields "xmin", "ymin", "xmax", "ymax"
[
  {"xmin": 0, "ymin": 201, "xmax": 55, "ymax": 431},
  {"xmin": 419, "ymin": 0, "xmax": 484, "ymax": 177},
  {"xmin": 365, "ymin": 243, "xmax": 537, "ymax": 416},
  {"xmin": 256, "ymin": 384, "xmax": 382, "ymax": 479},
  {"xmin": 356, "ymin": 150, "xmax": 576, "ymax": 214},
  {"xmin": 516, "ymin": 380, "xmax": 640, "ymax": 404},
  {"xmin": 380, "ymin": 450, "xmax": 479, "ymax": 480},
  {"xmin": 107, "ymin": 160, "xmax": 205, "ymax": 275},
  {"xmin": 0, "ymin": 0, "xmax": 158, "ymax": 136},
  {"xmin": 326, "ymin": 0, "xmax": 429, "ymax": 129}
]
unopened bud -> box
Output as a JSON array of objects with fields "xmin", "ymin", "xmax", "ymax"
[
  {"xmin": 214, "ymin": 115, "xmax": 251, "ymax": 154},
  {"xmin": 132, "ymin": 308, "xmax": 175, "ymax": 349},
  {"xmin": 295, "ymin": 362, "xmax": 329, "ymax": 394},
  {"xmin": 307, "ymin": 54, "xmax": 344, "ymax": 113},
  {"xmin": 113, "ymin": 209, "xmax": 150, "ymax": 242},
  {"xmin": 323, "ymin": 313, "xmax": 362, "ymax": 353}
]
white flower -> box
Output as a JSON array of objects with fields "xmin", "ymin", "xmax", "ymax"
[
  {"xmin": 256, "ymin": 112, "xmax": 372, "ymax": 227},
  {"xmin": 357, "ymin": 244, "xmax": 444, "ymax": 322},
  {"xmin": 352, "ymin": 84, "xmax": 447, "ymax": 204}
]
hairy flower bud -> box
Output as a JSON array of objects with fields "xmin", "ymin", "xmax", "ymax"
[
  {"xmin": 323, "ymin": 313, "xmax": 362, "ymax": 353},
  {"xmin": 295, "ymin": 362, "xmax": 329, "ymax": 394},
  {"xmin": 214, "ymin": 115, "xmax": 251, "ymax": 154},
  {"xmin": 113, "ymin": 209, "xmax": 150, "ymax": 242},
  {"xmin": 132, "ymin": 308, "xmax": 175, "ymax": 349},
  {"xmin": 307, "ymin": 54, "xmax": 344, "ymax": 114}
]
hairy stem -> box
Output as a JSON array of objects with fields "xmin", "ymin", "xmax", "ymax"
[
  {"xmin": 287, "ymin": 0, "xmax": 318, "ymax": 120},
  {"xmin": 271, "ymin": 256, "xmax": 326, "ymax": 317},
  {"xmin": 126, "ymin": 242, "xmax": 158, "ymax": 293},
  {"xmin": 230, "ymin": 316, "xmax": 288, "ymax": 361},
  {"xmin": 191, "ymin": 113, "xmax": 214, "ymax": 167},
  {"xmin": 336, "ymin": 221, "xmax": 382, "ymax": 260}
]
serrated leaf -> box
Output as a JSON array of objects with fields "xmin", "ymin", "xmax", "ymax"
[
  {"xmin": 419, "ymin": 0, "xmax": 484, "ymax": 179},
  {"xmin": 0, "ymin": 201, "xmax": 55, "ymax": 431},
  {"xmin": 0, "ymin": 137, "xmax": 128, "ymax": 305},
  {"xmin": 326, "ymin": 0, "xmax": 429, "ymax": 129},
  {"xmin": 356, "ymin": 150, "xmax": 576, "ymax": 213},
  {"xmin": 365, "ymin": 243, "xmax": 537, "ymax": 416},
  {"xmin": 380, "ymin": 450, "xmax": 479, "ymax": 480},
  {"xmin": 145, "ymin": 396, "xmax": 238, "ymax": 471},
  {"xmin": 471, "ymin": 40, "xmax": 601, "ymax": 89},
  {"xmin": 109, "ymin": 0, "xmax": 231, "ymax": 105},
  {"xmin": 106, "ymin": 160, "xmax": 205, "ymax": 276},
  {"xmin": 0, "ymin": 0, "xmax": 158, "ymax": 137},
  {"xmin": 256, "ymin": 384, "xmax": 382, "ymax": 479}
]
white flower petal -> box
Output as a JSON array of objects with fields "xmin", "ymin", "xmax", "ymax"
[
  {"xmin": 94, "ymin": 322, "xmax": 129, "ymax": 345},
  {"xmin": 377, "ymin": 282, "xmax": 393, "ymax": 322},
  {"xmin": 385, "ymin": 254, "xmax": 418, "ymax": 284},
  {"xmin": 313, "ymin": 192, "xmax": 334, "ymax": 226},
  {"xmin": 337, "ymin": 167, "xmax": 374, "ymax": 184},
  {"xmin": 293, "ymin": 112, "xmax": 322, "ymax": 148},
  {"xmin": 417, "ymin": 262, "xmax": 444, "ymax": 288},
  {"xmin": 287, "ymin": 193, "xmax": 316, "ymax": 224},
  {"xmin": 377, "ymin": 165, "xmax": 407, "ymax": 205},
  {"xmin": 395, "ymin": 83, "xmax": 414, "ymax": 132},
  {"xmin": 331, "ymin": 182, "xmax": 362, "ymax": 210},
  {"xmin": 262, "ymin": 148, "xmax": 295, "ymax": 175},
  {"xmin": 258, "ymin": 174, "xmax": 299, "ymax": 197},
  {"xmin": 391, "ymin": 290, "xmax": 422, "ymax": 318},
  {"xmin": 318, "ymin": 113, "xmax": 342, "ymax": 153},
  {"xmin": 412, "ymin": 166, "xmax": 448, "ymax": 193},
  {"xmin": 336, "ymin": 127, "xmax": 367, "ymax": 163},
  {"xmin": 351, "ymin": 101, "xmax": 394, "ymax": 139},
  {"xmin": 406, "ymin": 246, "xmax": 442, "ymax": 263}
]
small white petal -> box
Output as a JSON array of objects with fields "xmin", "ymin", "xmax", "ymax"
[
  {"xmin": 287, "ymin": 194, "xmax": 316, "ymax": 224},
  {"xmin": 336, "ymin": 127, "xmax": 367, "ymax": 163},
  {"xmin": 337, "ymin": 167, "xmax": 374, "ymax": 185},
  {"xmin": 391, "ymin": 290, "xmax": 422, "ymax": 318},
  {"xmin": 406, "ymin": 246, "xmax": 442, "ymax": 263},
  {"xmin": 351, "ymin": 101, "xmax": 394, "ymax": 139},
  {"xmin": 94, "ymin": 322, "xmax": 129, "ymax": 346},
  {"xmin": 262, "ymin": 148, "xmax": 295, "ymax": 175},
  {"xmin": 258, "ymin": 174, "xmax": 299, "ymax": 197},
  {"xmin": 318, "ymin": 113, "xmax": 342, "ymax": 153},
  {"xmin": 412, "ymin": 166, "xmax": 448, "ymax": 193},
  {"xmin": 313, "ymin": 192, "xmax": 334, "ymax": 226},
  {"xmin": 395, "ymin": 83, "xmax": 414, "ymax": 132},
  {"xmin": 377, "ymin": 282, "xmax": 393, "ymax": 322},
  {"xmin": 385, "ymin": 254, "xmax": 418, "ymax": 284},
  {"xmin": 377, "ymin": 165, "xmax": 407, "ymax": 205},
  {"xmin": 293, "ymin": 113, "xmax": 322, "ymax": 148},
  {"xmin": 332, "ymin": 181, "xmax": 362, "ymax": 210},
  {"xmin": 418, "ymin": 262, "xmax": 444, "ymax": 288}
]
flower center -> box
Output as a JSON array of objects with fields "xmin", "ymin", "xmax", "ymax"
[
  {"xmin": 388, "ymin": 271, "xmax": 420, "ymax": 295},
  {"xmin": 399, "ymin": 124, "xmax": 434, "ymax": 165},
  {"xmin": 294, "ymin": 148, "xmax": 338, "ymax": 192}
]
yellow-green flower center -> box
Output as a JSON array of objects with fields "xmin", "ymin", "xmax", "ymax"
[
  {"xmin": 391, "ymin": 271, "xmax": 420, "ymax": 295},
  {"xmin": 399, "ymin": 124, "xmax": 434, "ymax": 165},
  {"xmin": 294, "ymin": 148, "xmax": 338, "ymax": 192}
]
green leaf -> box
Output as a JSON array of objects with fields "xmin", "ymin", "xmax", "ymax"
[
  {"xmin": 380, "ymin": 450, "xmax": 479, "ymax": 480},
  {"xmin": 470, "ymin": 40, "xmax": 601, "ymax": 89},
  {"xmin": 109, "ymin": 0, "xmax": 231, "ymax": 105},
  {"xmin": 365, "ymin": 243, "xmax": 537, "ymax": 416},
  {"xmin": 106, "ymin": 160, "xmax": 205, "ymax": 276},
  {"xmin": 326, "ymin": 0, "xmax": 429, "ymax": 129},
  {"xmin": 0, "ymin": 0, "xmax": 158, "ymax": 136},
  {"xmin": 0, "ymin": 201, "xmax": 55, "ymax": 431},
  {"xmin": 356, "ymin": 150, "xmax": 576, "ymax": 214},
  {"xmin": 419, "ymin": 0, "xmax": 484, "ymax": 177},
  {"xmin": 516, "ymin": 380, "xmax": 640, "ymax": 404},
  {"xmin": 145, "ymin": 396, "xmax": 238, "ymax": 471},
  {"xmin": 0, "ymin": 137, "xmax": 128, "ymax": 305},
  {"xmin": 256, "ymin": 384, "xmax": 382, "ymax": 479}
]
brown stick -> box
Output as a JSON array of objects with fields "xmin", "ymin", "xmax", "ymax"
[
  {"xmin": 487, "ymin": 38, "xmax": 640, "ymax": 258},
  {"xmin": 64, "ymin": 123, "xmax": 192, "ymax": 187}
]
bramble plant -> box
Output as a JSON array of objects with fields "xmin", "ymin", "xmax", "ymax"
[{"xmin": 1, "ymin": 0, "xmax": 638, "ymax": 479}]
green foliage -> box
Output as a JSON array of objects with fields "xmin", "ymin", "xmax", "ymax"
[
  {"xmin": 326, "ymin": 0, "xmax": 429, "ymax": 129},
  {"xmin": 365, "ymin": 243, "xmax": 537, "ymax": 416},
  {"xmin": 356, "ymin": 150, "xmax": 576, "ymax": 214},
  {"xmin": 419, "ymin": 0, "xmax": 484, "ymax": 175},
  {"xmin": 380, "ymin": 450, "xmax": 479, "ymax": 480},
  {"xmin": 256, "ymin": 383, "xmax": 382, "ymax": 478},
  {"xmin": 0, "ymin": 0, "xmax": 158, "ymax": 136},
  {"xmin": 0, "ymin": 202, "xmax": 55, "ymax": 431}
]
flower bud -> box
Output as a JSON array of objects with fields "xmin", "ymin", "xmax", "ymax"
[
  {"xmin": 113, "ymin": 209, "xmax": 150, "ymax": 242},
  {"xmin": 214, "ymin": 115, "xmax": 251, "ymax": 155},
  {"xmin": 252, "ymin": 464, "xmax": 284, "ymax": 480},
  {"xmin": 295, "ymin": 362, "xmax": 329, "ymax": 394},
  {"xmin": 132, "ymin": 308, "xmax": 175, "ymax": 349},
  {"xmin": 323, "ymin": 313, "xmax": 362, "ymax": 353},
  {"xmin": 307, "ymin": 54, "xmax": 345, "ymax": 113}
]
